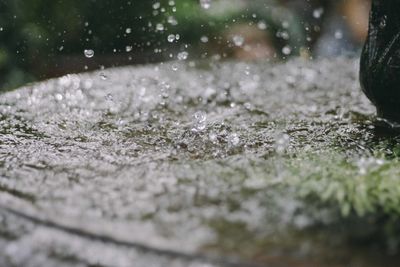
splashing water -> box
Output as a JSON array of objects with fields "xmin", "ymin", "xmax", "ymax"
[
  {"xmin": 1, "ymin": 58, "xmax": 399, "ymax": 267},
  {"xmin": 192, "ymin": 111, "xmax": 207, "ymax": 132},
  {"xmin": 177, "ymin": 51, "xmax": 189, "ymax": 61}
]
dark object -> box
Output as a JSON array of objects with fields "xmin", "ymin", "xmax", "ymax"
[{"xmin": 360, "ymin": 0, "xmax": 400, "ymax": 122}]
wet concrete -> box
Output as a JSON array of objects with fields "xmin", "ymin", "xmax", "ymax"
[{"xmin": 1, "ymin": 58, "xmax": 400, "ymax": 267}]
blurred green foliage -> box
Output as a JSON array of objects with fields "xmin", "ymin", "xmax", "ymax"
[
  {"xmin": 0, "ymin": 0, "xmax": 310, "ymax": 91},
  {"xmin": 0, "ymin": 0, "xmax": 156, "ymax": 90}
]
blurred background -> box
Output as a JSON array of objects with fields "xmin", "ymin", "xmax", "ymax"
[{"xmin": 0, "ymin": 0, "xmax": 370, "ymax": 91}]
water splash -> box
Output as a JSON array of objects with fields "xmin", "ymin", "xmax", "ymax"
[
  {"xmin": 177, "ymin": 51, "xmax": 189, "ymax": 61},
  {"xmin": 0, "ymin": 58, "xmax": 393, "ymax": 267}
]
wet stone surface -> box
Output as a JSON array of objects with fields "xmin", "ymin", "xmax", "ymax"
[{"xmin": 1, "ymin": 58, "xmax": 400, "ymax": 267}]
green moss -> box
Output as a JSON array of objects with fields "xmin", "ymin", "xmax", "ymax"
[{"xmin": 285, "ymin": 151, "xmax": 400, "ymax": 217}]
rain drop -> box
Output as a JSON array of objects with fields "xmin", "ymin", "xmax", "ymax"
[
  {"xmin": 177, "ymin": 51, "xmax": 189, "ymax": 60},
  {"xmin": 313, "ymin": 7, "xmax": 324, "ymax": 19},
  {"xmin": 100, "ymin": 73, "xmax": 108, "ymax": 80},
  {"xmin": 126, "ymin": 46, "xmax": 133, "ymax": 52},
  {"xmin": 228, "ymin": 133, "xmax": 240, "ymax": 147},
  {"xmin": 167, "ymin": 34, "xmax": 176, "ymax": 43},
  {"xmin": 105, "ymin": 94, "xmax": 114, "ymax": 101},
  {"xmin": 84, "ymin": 49, "xmax": 94, "ymax": 58},
  {"xmin": 193, "ymin": 111, "xmax": 207, "ymax": 131},
  {"xmin": 379, "ymin": 15, "xmax": 387, "ymax": 29},
  {"xmin": 167, "ymin": 16, "xmax": 178, "ymax": 26},
  {"xmin": 257, "ymin": 21, "xmax": 267, "ymax": 30},
  {"xmin": 282, "ymin": 45, "xmax": 292, "ymax": 55},
  {"xmin": 194, "ymin": 111, "xmax": 206, "ymax": 123},
  {"xmin": 55, "ymin": 94, "xmax": 63, "ymax": 101},
  {"xmin": 275, "ymin": 134, "xmax": 290, "ymax": 155},
  {"xmin": 232, "ymin": 35, "xmax": 245, "ymax": 47},
  {"xmin": 200, "ymin": 0, "xmax": 211, "ymax": 9},
  {"xmin": 156, "ymin": 23, "xmax": 165, "ymax": 32},
  {"xmin": 201, "ymin": 36, "xmax": 209, "ymax": 43},
  {"xmin": 153, "ymin": 2, "xmax": 161, "ymax": 9},
  {"xmin": 334, "ymin": 30, "xmax": 343, "ymax": 40}
]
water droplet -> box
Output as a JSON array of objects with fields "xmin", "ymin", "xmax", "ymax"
[
  {"xmin": 200, "ymin": 36, "xmax": 209, "ymax": 43},
  {"xmin": 105, "ymin": 94, "xmax": 114, "ymax": 101},
  {"xmin": 167, "ymin": 16, "xmax": 178, "ymax": 26},
  {"xmin": 177, "ymin": 51, "xmax": 189, "ymax": 60},
  {"xmin": 244, "ymin": 102, "xmax": 253, "ymax": 110},
  {"xmin": 126, "ymin": 46, "xmax": 133, "ymax": 52},
  {"xmin": 172, "ymin": 64, "xmax": 178, "ymax": 71},
  {"xmin": 82, "ymin": 78, "xmax": 93, "ymax": 89},
  {"xmin": 200, "ymin": 0, "xmax": 211, "ymax": 9},
  {"xmin": 228, "ymin": 133, "xmax": 240, "ymax": 147},
  {"xmin": 194, "ymin": 111, "xmax": 206, "ymax": 123},
  {"xmin": 334, "ymin": 30, "xmax": 343, "ymax": 40},
  {"xmin": 379, "ymin": 15, "xmax": 387, "ymax": 29},
  {"xmin": 313, "ymin": 7, "xmax": 324, "ymax": 19},
  {"xmin": 209, "ymin": 132, "xmax": 218, "ymax": 143},
  {"xmin": 167, "ymin": 34, "xmax": 176, "ymax": 43},
  {"xmin": 192, "ymin": 111, "xmax": 207, "ymax": 131},
  {"xmin": 276, "ymin": 30, "xmax": 290, "ymax": 40},
  {"xmin": 232, "ymin": 35, "xmax": 244, "ymax": 47},
  {"xmin": 84, "ymin": 49, "xmax": 94, "ymax": 58},
  {"xmin": 257, "ymin": 21, "xmax": 267, "ymax": 30},
  {"xmin": 100, "ymin": 73, "xmax": 108, "ymax": 80},
  {"xmin": 244, "ymin": 66, "xmax": 250, "ymax": 75},
  {"xmin": 282, "ymin": 21, "xmax": 290, "ymax": 29},
  {"xmin": 156, "ymin": 23, "xmax": 164, "ymax": 32},
  {"xmin": 275, "ymin": 134, "xmax": 290, "ymax": 155},
  {"xmin": 153, "ymin": 2, "xmax": 161, "ymax": 9},
  {"xmin": 282, "ymin": 45, "xmax": 292, "ymax": 56},
  {"xmin": 55, "ymin": 94, "xmax": 63, "ymax": 101},
  {"xmin": 125, "ymin": 28, "xmax": 132, "ymax": 34}
]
